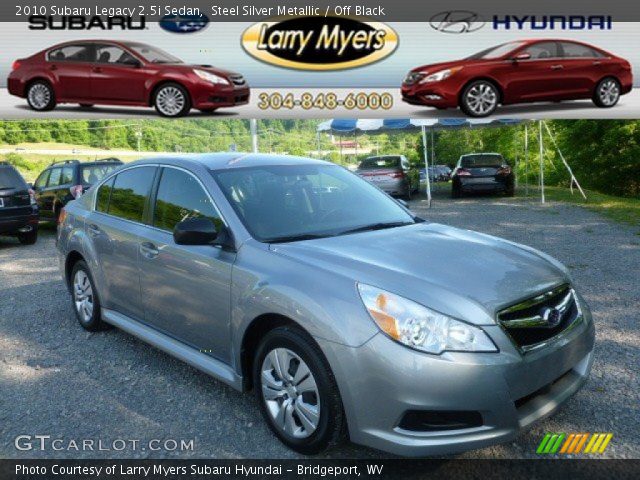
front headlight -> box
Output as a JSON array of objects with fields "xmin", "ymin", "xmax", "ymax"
[
  {"xmin": 419, "ymin": 67, "xmax": 463, "ymax": 83},
  {"xmin": 193, "ymin": 69, "xmax": 230, "ymax": 85},
  {"xmin": 357, "ymin": 284, "xmax": 497, "ymax": 354}
]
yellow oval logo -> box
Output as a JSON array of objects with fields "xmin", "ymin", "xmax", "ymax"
[{"xmin": 242, "ymin": 17, "xmax": 398, "ymax": 71}]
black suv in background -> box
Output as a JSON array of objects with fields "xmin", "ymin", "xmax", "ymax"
[
  {"xmin": 0, "ymin": 161, "xmax": 39, "ymax": 244},
  {"xmin": 33, "ymin": 158, "xmax": 122, "ymax": 222}
]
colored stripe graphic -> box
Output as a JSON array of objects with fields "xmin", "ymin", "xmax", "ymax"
[{"xmin": 538, "ymin": 433, "xmax": 613, "ymax": 454}]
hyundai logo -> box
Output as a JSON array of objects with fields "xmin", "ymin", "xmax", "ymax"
[
  {"xmin": 430, "ymin": 11, "xmax": 485, "ymax": 34},
  {"xmin": 541, "ymin": 307, "xmax": 562, "ymax": 328},
  {"xmin": 159, "ymin": 14, "xmax": 209, "ymax": 34}
]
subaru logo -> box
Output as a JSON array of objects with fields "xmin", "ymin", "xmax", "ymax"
[
  {"xmin": 159, "ymin": 14, "xmax": 209, "ymax": 34},
  {"xmin": 430, "ymin": 11, "xmax": 485, "ymax": 34},
  {"xmin": 541, "ymin": 307, "xmax": 562, "ymax": 328}
]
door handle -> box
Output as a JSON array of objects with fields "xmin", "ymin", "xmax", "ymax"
[
  {"xmin": 593, "ymin": 61, "xmax": 602, "ymax": 66},
  {"xmin": 93, "ymin": 66, "xmax": 102, "ymax": 73},
  {"xmin": 550, "ymin": 64, "xmax": 564, "ymax": 70},
  {"xmin": 49, "ymin": 65, "xmax": 57, "ymax": 71},
  {"xmin": 140, "ymin": 242, "xmax": 159, "ymax": 259},
  {"xmin": 87, "ymin": 224, "xmax": 101, "ymax": 237}
]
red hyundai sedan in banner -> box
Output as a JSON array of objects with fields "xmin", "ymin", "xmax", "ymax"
[
  {"xmin": 402, "ymin": 39, "xmax": 633, "ymax": 117},
  {"xmin": 8, "ymin": 40, "xmax": 250, "ymax": 117}
]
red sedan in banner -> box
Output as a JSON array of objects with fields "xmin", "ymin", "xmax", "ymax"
[
  {"xmin": 8, "ymin": 40, "xmax": 250, "ymax": 117},
  {"xmin": 402, "ymin": 39, "xmax": 633, "ymax": 117}
]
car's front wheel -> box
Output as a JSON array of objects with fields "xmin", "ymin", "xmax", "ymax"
[
  {"xmin": 254, "ymin": 326, "xmax": 346, "ymax": 454},
  {"xmin": 153, "ymin": 83, "xmax": 191, "ymax": 117},
  {"xmin": 460, "ymin": 80, "xmax": 499, "ymax": 117},
  {"xmin": 26, "ymin": 81, "xmax": 56, "ymax": 111},
  {"xmin": 593, "ymin": 77, "xmax": 621, "ymax": 108},
  {"xmin": 70, "ymin": 260, "xmax": 109, "ymax": 331}
]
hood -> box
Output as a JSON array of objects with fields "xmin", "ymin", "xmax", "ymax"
[
  {"xmin": 163, "ymin": 63, "xmax": 241, "ymax": 78},
  {"xmin": 271, "ymin": 223, "xmax": 569, "ymax": 325},
  {"xmin": 410, "ymin": 59, "xmax": 469, "ymax": 74}
]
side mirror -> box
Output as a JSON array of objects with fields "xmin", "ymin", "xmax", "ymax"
[
  {"xmin": 512, "ymin": 52, "xmax": 531, "ymax": 62},
  {"xmin": 122, "ymin": 58, "xmax": 142, "ymax": 68},
  {"xmin": 173, "ymin": 217, "xmax": 218, "ymax": 245}
]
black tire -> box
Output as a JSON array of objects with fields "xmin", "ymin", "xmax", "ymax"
[
  {"xmin": 253, "ymin": 326, "xmax": 346, "ymax": 455},
  {"xmin": 17, "ymin": 228, "xmax": 38, "ymax": 245},
  {"xmin": 153, "ymin": 83, "xmax": 191, "ymax": 118},
  {"xmin": 451, "ymin": 185, "xmax": 462, "ymax": 198},
  {"xmin": 404, "ymin": 185, "xmax": 412, "ymax": 201},
  {"xmin": 505, "ymin": 184, "xmax": 515, "ymax": 197},
  {"xmin": 460, "ymin": 80, "xmax": 499, "ymax": 117},
  {"xmin": 26, "ymin": 81, "xmax": 56, "ymax": 111},
  {"xmin": 69, "ymin": 260, "xmax": 109, "ymax": 332},
  {"xmin": 592, "ymin": 77, "xmax": 621, "ymax": 108},
  {"xmin": 79, "ymin": 103, "xmax": 95, "ymax": 108}
]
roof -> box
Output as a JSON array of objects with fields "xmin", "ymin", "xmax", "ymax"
[{"xmin": 130, "ymin": 153, "xmax": 333, "ymax": 171}]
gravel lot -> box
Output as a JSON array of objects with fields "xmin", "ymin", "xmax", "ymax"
[{"xmin": 0, "ymin": 192, "xmax": 638, "ymax": 459}]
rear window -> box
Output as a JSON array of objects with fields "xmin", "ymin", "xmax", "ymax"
[
  {"xmin": 80, "ymin": 164, "xmax": 120, "ymax": 184},
  {"xmin": 460, "ymin": 155, "xmax": 504, "ymax": 168},
  {"xmin": 0, "ymin": 167, "xmax": 26, "ymax": 189},
  {"xmin": 359, "ymin": 156, "xmax": 401, "ymax": 169}
]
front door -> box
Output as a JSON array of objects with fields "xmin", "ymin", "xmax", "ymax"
[
  {"xmin": 139, "ymin": 166, "xmax": 234, "ymax": 362},
  {"xmin": 90, "ymin": 44, "xmax": 147, "ymax": 103}
]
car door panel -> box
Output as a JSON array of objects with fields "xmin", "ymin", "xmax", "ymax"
[{"xmin": 90, "ymin": 44, "xmax": 147, "ymax": 102}]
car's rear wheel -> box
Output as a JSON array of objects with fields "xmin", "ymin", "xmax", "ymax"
[
  {"xmin": 460, "ymin": 80, "xmax": 499, "ymax": 117},
  {"xmin": 593, "ymin": 77, "xmax": 620, "ymax": 108},
  {"xmin": 154, "ymin": 83, "xmax": 191, "ymax": 117},
  {"xmin": 17, "ymin": 228, "xmax": 38, "ymax": 245},
  {"xmin": 452, "ymin": 184, "xmax": 462, "ymax": 198},
  {"xmin": 26, "ymin": 81, "xmax": 56, "ymax": 111},
  {"xmin": 70, "ymin": 260, "xmax": 109, "ymax": 331},
  {"xmin": 254, "ymin": 326, "xmax": 346, "ymax": 454}
]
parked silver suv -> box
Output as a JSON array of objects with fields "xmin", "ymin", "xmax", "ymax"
[{"xmin": 57, "ymin": 153, "xmax": 594, "ymax": 456}]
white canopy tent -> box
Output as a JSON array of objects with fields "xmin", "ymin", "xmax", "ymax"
[{"xmin": 316, "ymin": 118, "xmax": 585, "ymax": 207}]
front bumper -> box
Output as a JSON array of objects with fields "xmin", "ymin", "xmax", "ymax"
[
  {"xmin": 401, "ymin": 80, "xmax": 460, "ymax": 108},
  {"xmin": 191, "ymin": 83, "xmax": 250, "ymax": 109},
  {"xmin": 317, "ymin": 298, "xmax": 595, "ymax": 457}
]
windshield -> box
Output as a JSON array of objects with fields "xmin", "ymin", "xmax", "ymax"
[
  {"xmin": 80, "ymin": 164, "xmax": 120, "ymax": 184},
  {"xmin": 359, "ymin": 156, "xmax": 401, "ymax": 169},
  {"xmin": 466, "ymin": 41, "xmax": 525, "ymax": 60},
  {"xmin": 0, "ymin": 167, "xmax": 25, "ymax": 189},
  {"xmin": 124, "ymin": 43, "xmax": 183, "ymax": 64},
  {"xmin": 212, "ymin": 164, "xmax": 415, "ymax": 242},
  {"xmin": 460, "ymin": 154, "xmax": 504, "ymax": 168}
]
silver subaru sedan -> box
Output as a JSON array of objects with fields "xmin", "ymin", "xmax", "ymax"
[{"xmin": 57, "ymin": 153, "xmax": 594, "ymax": 456}]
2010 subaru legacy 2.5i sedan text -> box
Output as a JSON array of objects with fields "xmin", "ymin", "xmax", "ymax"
[{"xmin": 57, "ymin": 154, "xmax": 594, "ymax": 456}]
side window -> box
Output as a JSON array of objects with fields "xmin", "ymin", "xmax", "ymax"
[
  {"xmin": 47, "ymin": 45, "xmax": 94, "ymax": 62},
  {"xmin": 95, "ymin": 45, "xmax": 137, "ymax": 65},
  {"xmin": 107, "ymin": 167, "xmax": 155, "ymax": 223},
  {"xmin": 560, "ymin": 42, "xmax": 602, "ymax": 58},
  {"xmin": 96, "ymin": 177, "xmax": 115, "ymax": 213},
  {"xmin": 59, "ymin": 167, "xmax": 74, "ymax": 186},
  {"xmin": 47, "ymin": 168, "xmax": 62, "ymax": 188},
  {"xmin": 153, "ymin": 168, "xmax": 222, "ymax": 233},
  {"xmin": 34, "ymin": 170, "xmax": 50, "ymax": 188},
  {"xmin": 522, "ymin": 42, "xmax": 559, "ymax": 60}
]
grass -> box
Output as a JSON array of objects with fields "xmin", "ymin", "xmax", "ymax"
[{"xmin": 521, "ymin": 186, "xmax": 640, "ymax": 229}]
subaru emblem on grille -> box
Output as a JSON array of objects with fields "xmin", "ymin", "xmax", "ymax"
[{"xmin": 541, "ymin": 307, "xmax": 562, "ymax": 328}]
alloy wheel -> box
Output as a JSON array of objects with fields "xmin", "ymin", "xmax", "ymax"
[
  {"xmin": 155, "ymin": 86, "xmax": 186, "ymax": 116},
  {"xmin": 598, "ymin": 79, "xmax": 620, "ymax": 106},
  {"xmin": 260, "ymin": 348, "xmax": 320, "ymax": 439},
  {"xmin": 28, "ymin": 83, "xmax": 51, "ymax": 110},
  {"xmin": 73, "ymin": 270, "xmax": 94, "ymax": 323},
  {"xmin": 464, "ymin": 82, "xmax": 498, "ymax": 116}
]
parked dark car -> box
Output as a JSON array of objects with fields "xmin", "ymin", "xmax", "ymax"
[
  {"xmin": 451, "ymin": 153, "xmax": 514, "ymax": 197},
  {"xmin": 402, "ymin": 39, "xmax": 633, "ymax": 117},
  {"xmin": 355, "ymin": 155, "xmax": 419, "ymax": 199},
  {"xmin": 33, "ymin": 158, "xmax": 122, "ymax": 222},
  {"xmin": 0, "ymin": 161, "xmax": 39, "ymax": 244},
  {"xmin": 8, "ymin": 40, "xmax": 250, "ymax": 117}
]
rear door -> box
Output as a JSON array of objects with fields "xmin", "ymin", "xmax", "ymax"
[
  {"xmin": 0, "ymin": 166, "xmax": 31, "ymax": 224},
  {"xmin": 86, "ymin": 166, "xmax": 157, "ymax": 321},
  {"xmin": 46, "ymin": 44, "xmax": 95, "ymax": 100},
  {"xmin": 138, "ymin": 166, "xmax": 234, "ymax": 361},
  {"xmin": 558, "ymin": 41, "xmax": 605, "ymax": 97},
  {"xmin": 37, "ymin": 167, "xmax": 60, "ymax": 220}
]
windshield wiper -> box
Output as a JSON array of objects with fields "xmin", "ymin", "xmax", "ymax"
[
  {"xmin": 337, "ymin": 221, "xmax": 414, "ymax": 236},
  {"xmin": 266, "ymin": 233, "xmax": 334, "ymax": 244}
]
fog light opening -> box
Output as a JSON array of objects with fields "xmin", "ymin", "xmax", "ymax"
[{"xmin": 398, "ymin": 410, "xmax": 483, "ymax": 432}]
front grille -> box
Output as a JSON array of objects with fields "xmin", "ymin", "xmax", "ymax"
[
  {"xmin": 229, "ymin": 75, "xmax": 246, "ymax": 86},
  {"xmin": 498, "ymin": 284, "xmax": 581, "ymax": 352}
]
